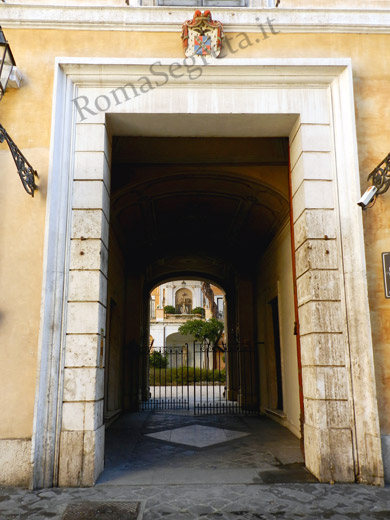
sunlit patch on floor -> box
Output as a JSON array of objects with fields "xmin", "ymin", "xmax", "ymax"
[{"xmin": 145, "ymin": 424, "xmax": 250, "ymax": 448}]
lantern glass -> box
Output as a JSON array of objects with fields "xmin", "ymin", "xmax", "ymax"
[
  {"xmin": 0, "ymin": 28, "xmax": 16, "ymax": 98},
  {"xmin": 0, "ymin": 27, "xmax": 6, "ymax": 45}
]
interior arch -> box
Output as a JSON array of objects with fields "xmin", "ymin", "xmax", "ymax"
[{"xmin": 103, "ymin": 135, "xmax": 299, "ymax": 428}]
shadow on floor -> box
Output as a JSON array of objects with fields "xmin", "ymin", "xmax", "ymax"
[{"xmin": 97, "ymin": 412, "xmax": 317, "ymax": 486}]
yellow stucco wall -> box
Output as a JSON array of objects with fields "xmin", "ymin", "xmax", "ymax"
[
  {"xmin": 256, "ymin": 221, "xmax": 300, "ymax": 437},
  {"xmin": 1, "ymin": 28, "xmax": 390, "ymax": 438}
]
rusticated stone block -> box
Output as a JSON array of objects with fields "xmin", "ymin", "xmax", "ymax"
[
  {"xmin": 293, "ymin": 180, "xmax": 335, "ymax": 221},
  {"xmin": 290, "ymin": 124, "xmax": 332, "ymax": 169},
  {"xmin": 329, "ymin": 428, "xmax": 355, "ymax": 482},
  {"xmin": 75, "ymin": 123, "xmax": 106, "ymax": 153},
  {"xmin": 295, "ymin": 240, "xmax": 338, "ymax": 278},
  {"xmin": 302, "ymin": 366, "xmax": 349, "ymax": 400},
  {"xmin": 303, "ymin": 423, "xmax": 332, "ymax": 482},
  {"xmin": 62, "ymin": 402, "xmax": 84, "ymax": 431},
  {"xmin": 68, "ymin": 270, "xmax": 107, "ymax": 304},
  {"xmin": 298, "ymin": 301, "xmax": 344, "ymax": 335},
  {"xmin": 58, "ymin": 425, "xmax": 105, "ymax": 486},
  {"xmin": 300, "ymin": 333, "xmax": 346, "ymax": 366},
  {"xmin": 74, "ymin": 150, "xmax": 110, "ymax": 192},
  {"xmin": 58, "ymin": 431, "xmax": 83, "ymax": 487},
  {"xmin": 66, "ymin": 301, "xmax": 106, "ymax": 334},
  {"xmin": 297, "ymin": 270, "xmax": 341, "ymax": 306},
  {"xmin": 303, "ymin": 424, "xmax": 356, "ymax": 483},
  {"xmin": 70, "ymin": 239, "xmax": 108, "ymax": 274},
  {"xmin": 291, "ymin": 151, "xmax": 334, "ymax": 195},
  {"xmin": 304, "ymin": 398, "xmax": 352, "ymax": 429},
  {"xmin": 71, "ymin": 209, "xmax": 109, "ymax": 246},
  {"xmin": 65, "ymin": 334, "xmax": 103, "ymax": 368},
  {"xmin": 73, "ymin": 180, "xmax": 110, "ymax": 221},
  {"xmin": 82, "ymin": 425, "xmax": 105, "ymax": 485},
  {"xmin": 294, "ymin": 209, "xmax": 337, "ymax": 250},
  {"xmin": 62, "ymin": 400, "xmax": 104, "ymax": 431},
  {"xmin": 63, "ymin": 367, "xmax": 104, "ymax": 401}
]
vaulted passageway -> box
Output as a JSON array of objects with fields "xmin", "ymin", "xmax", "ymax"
[
  {"xmin": 103, "ymin": 135, "xmax": 302, "ymax": 446},
  {"xmin": 110, "ymin": 136, "xmax": 289, "ymax": 273}
]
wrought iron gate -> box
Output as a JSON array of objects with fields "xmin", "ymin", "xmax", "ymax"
[{"xmin": 139, "ymin": 343, "xmax": 259, "ymax": 415}]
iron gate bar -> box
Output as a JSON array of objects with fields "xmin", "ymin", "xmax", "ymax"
[{"xmin": 140, "ymin": 342, "xmax": 260, "ymax": 415}]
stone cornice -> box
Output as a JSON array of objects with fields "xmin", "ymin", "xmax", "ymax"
[
  {"xmin": 1, "ymin": 4, "xmax": 390, "ymax": 33},
  {"xmin": 58, "ymin": 57, "xmax": 350, "ymax": 82}
]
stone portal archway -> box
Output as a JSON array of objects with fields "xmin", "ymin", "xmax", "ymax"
[{"xmin": 31, "ymin": 59, "xmax": 384, "ymax": 488}]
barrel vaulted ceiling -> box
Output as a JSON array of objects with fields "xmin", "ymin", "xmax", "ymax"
[{"xmin": 110, "ymin": 137, "xmax": 289, "ymax": 281}]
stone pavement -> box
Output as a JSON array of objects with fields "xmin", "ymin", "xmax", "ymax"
[
  {"xmin": 1, "ymin": 412, "xmax": 390, "ymax": 519},
  {"xmin": 100, "ymin": 412, "xmax": 313, "ymax": 486},
  {"xmin": 2, "ymin": 482, "xmax": 390, "ymax": 519}
]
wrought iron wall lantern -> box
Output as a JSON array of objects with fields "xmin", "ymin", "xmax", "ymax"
[
  {"xmin": 0, "ymin": 26, "xmax": 38, "ymax": 197},
  {"xmin": 358, "ymin": 153, "xmax": 390, "ymax": 209}
]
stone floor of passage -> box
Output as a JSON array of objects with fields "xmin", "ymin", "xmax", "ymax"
[{"xmin": 100, "ymin": 412, "xmax": 314, "ymax": 485}]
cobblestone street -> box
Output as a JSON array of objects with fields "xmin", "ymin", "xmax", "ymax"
[
  {"xmin": 2, "ymin": 412, "xmax": 390, "ymax": 519},
  {"xmin": 2, "ymin": 482, "xmax": 390, "ymax": 519}
]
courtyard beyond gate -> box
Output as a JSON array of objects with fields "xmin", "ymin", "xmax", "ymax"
[{"xmin": 139, "ymin": 343, "xmax": 259, "ymax": 415}]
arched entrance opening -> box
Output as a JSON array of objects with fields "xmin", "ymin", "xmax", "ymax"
[
  {"xmin": 103, "ymin": 135, "xmax": 301, "ymax": 436},
  {"xmin": 99, "ymin": 134, "xmax": 307, "ymax": 484},
  {"xmin": 147, "ymin": 278, "xmax": 230, "ymax": 414}
]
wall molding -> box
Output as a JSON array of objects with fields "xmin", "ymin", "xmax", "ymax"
[{"xmin": 2, "ymin": 5, "xmax": 390, "ymax": 33}]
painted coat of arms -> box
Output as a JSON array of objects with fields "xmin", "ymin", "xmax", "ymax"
[{"xmin": 182, "ymin": 10, "xmax": 224, "ymax": 58}]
